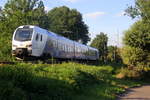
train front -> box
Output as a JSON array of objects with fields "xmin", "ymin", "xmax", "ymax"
[{"xmin": 12, "ymin": 26, "xmax": 33, "ymax": 58}]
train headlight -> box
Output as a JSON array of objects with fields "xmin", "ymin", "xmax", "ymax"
[
  {"xmin": 26, "ymin": 44, "xmax": 32, "ymax": 48},
  {"xmin": 13, "ymin": 45, "xmax": 17, "ymax": 47}
]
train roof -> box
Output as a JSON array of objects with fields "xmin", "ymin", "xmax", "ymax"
[{"xmin": 18, "ymin": 25, "xmax": 36, "ymax": 29}]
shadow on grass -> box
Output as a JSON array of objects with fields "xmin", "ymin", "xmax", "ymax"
[
  {"xmin": 70, "ymin": 70, "xmax": 119, "ymax": 100},
  {"xmin": 0, "ymin": 65, "xmax": 73, "ymax": 100}
]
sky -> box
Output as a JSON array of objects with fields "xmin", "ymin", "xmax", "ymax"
[{"xmin": 0, "ymin": 0, "xmax": 136, "ymax": 46}]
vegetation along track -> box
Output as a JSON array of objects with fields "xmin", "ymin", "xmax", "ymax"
[
  {"xmin": 0, "ymin": 59, "xmax": 98, "ymax": 65},
  {"xmin": 0, "ymin": 61, "xmax": 15, "ymax": 65}
]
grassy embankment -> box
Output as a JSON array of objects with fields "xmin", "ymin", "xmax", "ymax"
[{"xmin": 0, "ymin": 62, "xmax": 143, "ymax": 100}]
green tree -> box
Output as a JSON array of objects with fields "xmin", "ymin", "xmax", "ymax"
[
  {"xmin": 90, "ymin": 32, "xmax": 108, "ymax": 62},
  {"xmin": 107, "ymin": 46, "xmax": 122, "ymax": 63},
  {"xmin": 121, "ymin": 46, "xmax": 147, "ymax": 66},
  {"xmin": 125, "ymin": 0, "xmax": 150, "ymax": 21},
  {"xmin": 123, "ymin": 0, "xmax": 150, "ymax": 67},
  {"xmin": 123, "ymin": 21, "xmax": 150, "ymax": 66},
  {"xmin": 123, "ymin": 21, "xmax": 150, "ymax": 51},
  {"xmin": 1, "ymin": 0, "xmax": 49, "ymax": 31},
  {"xmin": 48, "ymin": 6, "xmax": 90, "ymax": 44}
]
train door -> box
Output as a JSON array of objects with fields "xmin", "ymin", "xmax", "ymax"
[
  {"xmin": 32, "ymin": 27, "xmax": 48, "ymax": 57},
  {"xmin": 32, "ymin": 32, "xmax": 41, "ymax": 56},
  {"xmin": 38, "ymin": 34, "xmax": 45, "ymax": 56}
]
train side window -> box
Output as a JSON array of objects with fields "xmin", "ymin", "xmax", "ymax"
[
  {"xmin": 59, "ymin": 43, "xmax": 61, "ymax": 49},
  {"xmin": 66, "ymin": 45, "xmax": 68, "ymax": 52},
  {"xmin": 40, "ymin": 35, "xmax": 42, "ymax": 41},
  {"xmin": 61, "ymin": 44, "xmax": 63, "ymax": 50},
  {"xmin": 35, "ymin": 34, "xmax": 39, "ymax": 41},
  {"xmin": 64, "ymin": 45, "xmax": 65, "ymax": 51},
  {"xmin": 78, "ymin": 48, "xmax": 80, "ymax": 52},
  {"xmin": 52, "ymin": 40, "xmax": 56, "ymax": 47},
  {"xmin": 69, "ymin": 47, "xmax": 71, "ymax": 52},
  {"xmin": 62, "ymin": 45, "xmax": 63, "ymax": 50},
  {"xmin": 63, "ymin": 45, "xmax": 64, "ymax": 51},
  {"xmin": 65, "ymin": 45, "xmax": 67, "ymax": 51},
  {"xmin": 69, "ymin": 46, "xmax": 71, "ymax": 52},
  {"xmin": 54, "ymin": 41, "xmax": 56, "ymax": 47},
  {"xmin": 64, "ymin": 44, "xmax": 66, "ymax": 51},
  {"xmin": 96, "ymin": 51, "xmax": 98, "ymax": 56},
  {"xmin": 68, "ymin": 46, "xmax": 70, "ymax": 52}
]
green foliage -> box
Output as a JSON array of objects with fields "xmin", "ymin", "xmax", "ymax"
[
  {"xmin": 48, "ymin": 6, "xmax": 90, "ymax": 44},
  {"xmin": 117, "ymin": 67, "xmax": 142, "ymax": 79},
  {"xmin": 0, "ymin": 62, "xmax": 141, "ymax": 100},
  {"xmin": 123, "ymin": 2, "xmax": 150, "ymax": 67},
  {"xmin": 0, "ymin": 64, "xmax": 72, "ymax": 100},
  {"xmin": 1, "ymin": 0, "xmax": 49, "ymax": 30},
  {"xmin": 123, "ymin": 21, "xmax": 150, "ymax": 51},
  {"xmin": 117, "ymin": 66, "xmax": 150, "ymax": 80},
  {"xmin": 125, "ymin": 0, "xmax": 150, "ymax": 21},
  {"xmin": 123, "ymin": 0, "xmax": 150, "ymax": 79},
  {"xmin": 0, "ymin": 32, "xmax": 14, "ymax": 61},
  {"xmin": 107, "ymin": 46, "xmax": 122, "ymax": 63},
  {"xmin": 123, "ymin": 20, "xmax": 150, "ymax": 67},
  {"xmin": 121, "ymin": 46, "xmax": 147, "ymax": 66},
  {"xmin": 90, "ymin": 32, "xmax": 108, "ymax": 62},
  {"xmin": 3, "ymin": 0, "xmax": 49, "ymax": 28}
]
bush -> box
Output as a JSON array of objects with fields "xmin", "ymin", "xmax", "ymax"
[
  {"xmin": 121, "ymin": 46, "xmax": 147, "ymax": 66},
  {"xmin": 0, "ymin": 62, "xmax": 115, "ymax": 100},
  {"xmin": 0, "ymin": 64, "xmax": 72, "ymax": 100},
  {"xmin": 0, "ymin": 62, "xmax": 145, "ymax": 100},
  {"xmin": 123, "ymin": 21, "xmax": 150, "ymax": 51},
  {"xmin": 0, "ymin": 32, "xmax": 14, "ymax": 61},
  {"xmin": 122, "ymin": 20, "xmax": 150, "ymax": 71},
  {"xmin": 116, "ymin": 67, "xmax": 141, "ymax": 79},
  {"xmin": 107, "ymin": 46, "xmax": 122, "ymax": 63},
  {"xmin": 116, "ymin": 66, "xmax": 150, "ymax": 79}
]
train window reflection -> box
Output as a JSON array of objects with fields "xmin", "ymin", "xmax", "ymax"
[{"xmin": 15, "ymin": 28, "xmax": 33, "ymax": 41}]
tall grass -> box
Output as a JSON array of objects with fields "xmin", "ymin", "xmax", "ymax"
[{"xmin": 0, "ymin": 62, "xmax": 141, "ymax": 100}]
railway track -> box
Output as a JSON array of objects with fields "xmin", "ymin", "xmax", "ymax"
[
  {"xmin": 0, "ymin": 61, "xmax": 15, "ymax": 65},
  {"xmin": 0, "ymin": 60, "xmax": 63, "ymax": 65},
  {"xmin": 0, "ymin": 58, "xmax": 98, "ymax": 65},
  {"xmin": 0, "ymin": 52, "xmax": 98, "ymax": 65},
  {"xmin": 0, "ymin": 60, "xmax": 98, "ymax": 66}
]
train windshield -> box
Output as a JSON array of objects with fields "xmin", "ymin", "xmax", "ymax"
[{"xmin": 14, "ymin": 28, "xmax": 33, "ymax": 41}]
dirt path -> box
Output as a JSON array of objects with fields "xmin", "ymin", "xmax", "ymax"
[{"xmin": 118, "ymin": 85, "xmax": 150, "ymax": 100}]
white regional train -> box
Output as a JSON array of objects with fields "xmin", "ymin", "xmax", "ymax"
[{"xmin": 12, "ymin": 25, "xmax": 99, "ymax": 60}]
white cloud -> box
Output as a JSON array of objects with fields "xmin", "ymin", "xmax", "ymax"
[
  {"xmin": 45, "ymin": 6, "xmax": 52, "ymax": 11},
  {"xmin": 84, "ymin": 12, "xmax": 106, "ymax": 19}
]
